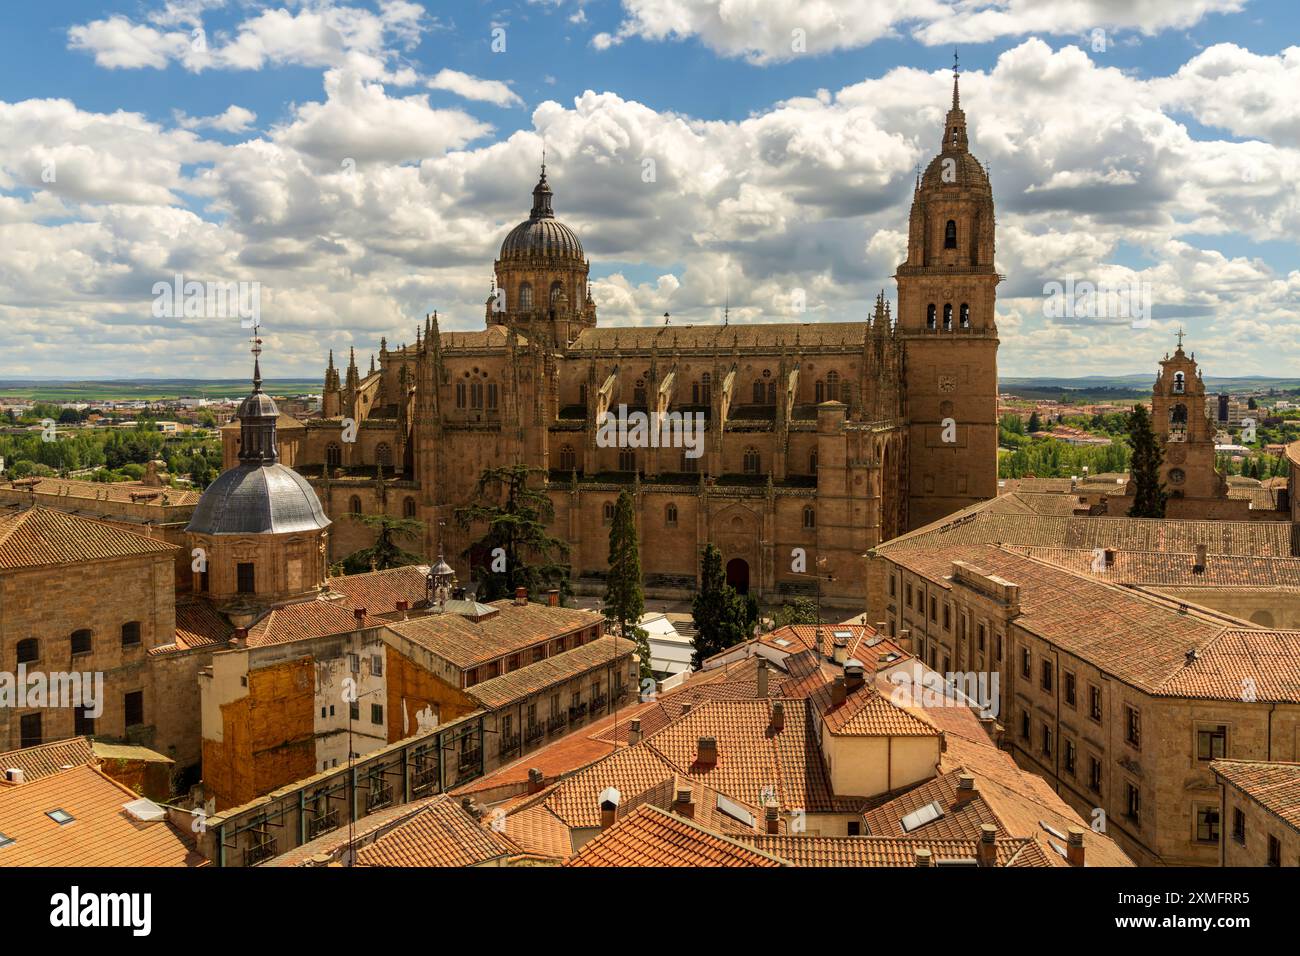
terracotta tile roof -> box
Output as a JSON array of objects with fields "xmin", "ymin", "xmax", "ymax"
[
  {"xmin": 570, "ymin": 322, "xmax": 871, "ymax": 353},
  {"xmin": 387, "ymin": 600, "xmax": 604, "ymax": 669},
  {"xmin": 325, "ymin": 566, "xmax": 432, "ymax": 617},
  {"xmin": 0, "ymin": 737, "xmax": 97, "ymax": 781},
  {"xmin": 264, "ymin": 795, "xmax": 445, "ymax": 866},
  {"xmin": 1006, "ymin": 546, "xmax": 1300, "ymax": 588},
  {"xmin": 502, "ymin": 804, "xmax": 574, "ymax": 859},
  {"xmin": 1211, "ymin": 760, "xmax": 1300, "ymax": 832},
  {"xmin": 468, "ymin": 636, "xmax": 635, "ymax": 709},
  {"xmin": 0, "ymin": 476, "xmax": 201, "ymax": 507},
  {"xmin": 0, "ymin": 506, "xmax": 177, "ymax": 570},
  {"xmin": 738, "ymin": 834, "xmax": 1050, "ymax": 867},
  {"xmin": 878, "ymin": 495, "xmax": 1292, "ymax": 557},
  {"xmin": 354, "ymin": 794, "xmax": 518, "ymax": 867},
  {"xmin": 246, "ymin": 600, "xmax": 380, "ymax": 647},
  {"xmin": 864, "ymin": 770, "xmax": 1004, "ymax": 839},
  {"xmin": 0, "ymin": 765, "xmax": 205, "ymax": 867},
  {"xmin": 621, "ymin": 774, "xmax": 781, "ymax": 837},
  {"xmin": 170, "ymin": 597, "xmax": 234, "ymax": 651},
  {"xmin": 1160, "ymin": 629, "xmax": 1300, "ymax": 702},
  {"xmin": 565, "ymin": 805, "xmax": 787, "ymax": 867},
  {"xmin": 817, "ymin": 686, "xmax": 940, "ymax": 738}
]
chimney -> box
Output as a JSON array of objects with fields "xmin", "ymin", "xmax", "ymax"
[
  {"xmin": 598, "ymin": 787, "xmax": 620, "ymax": 829},
  {"xmin": 527, "ymin": 768, "xmax": 545, "ymax": 794},
  {"xmin": 514, "ymin": 586, "xmax": 528, "ymax": 606},
  {"xmin": 546, "ymin": 589, "xmax": 559, "ymax": 607},
  {"xmin": 913, "ymin": 847, "xmax": 932, "ymax": 867},
  {"xmin": 771, "ymin": 701, "xmax": 785, "ymax": 732},
  {"xmin": 627, "ymin": 719, "xmax": 642, "ymax": 745},
  {"xmin": 1194, "ymin": 543, "xmax": 1207, "ymax": 573},
  {"xmin": 831, "ymin": 676, "xmax": 846, "ymax": 707},
  {"xmin": 681, "ymin": 702, "xmax": 693, "ymax": 715},
  {"xmin": 4, "ymin": 768, "xmax": 24, "ymax": 785},
  {"xmin": 353, "ymin": 607, "xmax": 367, "ymax": 627},
  {"xmin": 1067, "ymin": 827, "xmax": 1086, "ymax": 867},
  {"xmin": 955, "ymin": 773, "xmax": 977, "ymax": 806},
  {"xmin": 757, "ymin": 658, "xmax": 769, "ymax": 699},
  {"xmin": 764, "ymin": 801, "xmax": 780, "ymax": 835},
  {"xmin": 672, "ymin": 786, "xmax": 695, "ymax": 820},
  {"xmin": 696, "ymin": 736, "xmax": 717, "ymax": 768},
  {"xmin": 977, "ymin": 824, "xmax": 997, "ymax": 867},
  {"xmin": 844, "ymin": 661, "xmax": 865, "ymax": 692},
  {"xmin": 832, "ymin": 638, "xmax": 848, "ymax": 666},
  {"xmin": 874, "ymin": 621, "xmax": 887, "ymax": 638},
  {"xmin": 230, "ymin": 627, "xmax": 248, "ymax": 648},
  {"xmin": 1104, "ymin": 548, "xmax": 1116, "ymax": 568},
  {"xmin": 460, "ymin": 796, "xmax": 482, "ymax": 820},
  {"xmin": 395, "ymin": 599, "xmax": 409, "ymax": 620}
]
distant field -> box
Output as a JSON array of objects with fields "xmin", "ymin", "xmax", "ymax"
[{"xmin": 0, "ymin": 380, "xmax": 320, "ymax": 402}]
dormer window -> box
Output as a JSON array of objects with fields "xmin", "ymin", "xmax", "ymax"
[{"xmin": 944, "ymin": 219, "xmax": 957, "ymax": 249}]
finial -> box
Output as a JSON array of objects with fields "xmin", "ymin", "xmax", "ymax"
[
  {"xmin": 952, "ymin": 50, "xmax": 961, "ymax": 109},
  {"xmin": 249, "ymin": 317, "xmax": 264, "ymax": 393},
  {"xmin": 1176, "ymin": 327, "xmax": 1185, "ymax": 348}
]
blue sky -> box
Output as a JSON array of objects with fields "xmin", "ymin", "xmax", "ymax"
[{"xmin": 0, "ymin": 0, "xmax": 1298, "ymax": 379}]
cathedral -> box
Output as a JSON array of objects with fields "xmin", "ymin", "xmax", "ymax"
[{"xmin": 226, "ymin": 71, "xmax": 1000, "ymax": 607}]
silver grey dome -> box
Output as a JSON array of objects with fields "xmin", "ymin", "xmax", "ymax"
[
  {"xmin": 499, "ymin": 217, "xmax": 584, "ymax": 261},
  {"xmin": 187, "ymin": 463, "xmax": 330, "ymax": 535}
]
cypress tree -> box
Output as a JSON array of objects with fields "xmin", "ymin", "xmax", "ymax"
[
  {"xmin": 1127, "ymin": 404, "xmax": 1167, "ymax": 518},
  {"xmin": 605, "ymin": 490, "xmax": 650, "ymax": 678},
  {"xmin": 691, "ymin": 544, "xmax": 750, "ymax": 668}
]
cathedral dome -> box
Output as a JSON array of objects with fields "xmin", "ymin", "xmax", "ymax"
[
  {"xmin": 187, "ymin": 463, "xmax": 329, "ymax": 535},
  {"xmin": 921, "ymin": 150, "xmax": 990, "ymax": 190},
  {"xmin": 498, "ymin": 166, "xmax": 585, "ymax": 262}
]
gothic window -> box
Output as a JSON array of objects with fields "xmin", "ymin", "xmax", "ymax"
[
  {"xmin": 618, "ymin": 449, "xmax": 636, "ymax": 472},
  {"xmin": 753, "ymin": 382, "xmax": 765, "ymax": 404},
  {"xmin": 701, "ymin": 373, "xmax": 711, "ymax": 404},
  {"xmin": 603, "ymin": 502, "xmax": 615, "ymax": 525},
  {"xmin": 487, "ymin": 382, "xmax": 498, "ymax": 410},
  {"xmin": 665, "ymin": 503, "xmax": 678, "ymax": 527},
  {"xmin": 826, "ymin": 371, "xmax": 839, "ymax": 399},
  {"xmin": 768, "ymin": 382, "xmax": 776, "ymax": 403},
  {"xmin": 944, "ymin": 219, "xmax": 957, "ymax": 249},
  {"xmin": 943, "ymin": 304, "xmax": 953, "ymax": 331},
  {"xmin": 518, "ymin": 282, "xmax": 533, "ymax": 310},
  {"xmin": 350, "ymin": 495, "xmax": 362, "ymax": 515},
  {"xmin": 549, "ymin": 281, "xmax": 564, "ymax": 305},
  {"xmin": 743, "ymin": 447, "xmax": 760, "ymax": 474},
  {"xmin": 326, "ymin": 443, "xmax": 342, "ymax": 469},
  {"xmin": 815, "ymin": 380, "xmax": 825, "ymax": 403},
  {"xmin": 809, "ymin": 450, "xmax": 818, "ymax": 473},
  {"xmin": 1173, "ymin": 372, "xmax": 1185, "ymax": 394},
  {"xmin": 634, "ymin": 380, "xmax": 647, "ymax": 406},
  {"xmin": 803, "ymin": 506, "xmax": 816, "ymax": 530},
  {"xmin": 403, "ymin": 497, "xmax": 417, "ymax": 518},
  {"xmin": 374, "ymin": 443, "xmax": 391, "ymax": 469},
  {"xmin": 927, "ymin": 304, "xmax": 937, "ymax": 330},
  {"xmin": 470, "ymin": 381, "xmax": 484, "ymax": 409},
  {"xmin": 455, "ymin": 382, "xmax": 467, "ymax": 409},
  {"xmin": 960, "ymin": 303, "xmax": 970, "ymax": 329},
  {"xmin": 558, "ymin": 445, "xmax": 576, "ymax": 471}
]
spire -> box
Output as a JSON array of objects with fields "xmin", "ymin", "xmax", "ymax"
[
  {"xmin": 942, "ymin": 51, "xmax": 969, "ymax": 152},
  {"xmin": 236, "ymin": 322, "xmax": 280, "ymax": 465},
  {"xmin": 952, "ymin": 49, "xmax": 961, "ymax": 109},
  {"xmin": 530, "ymin": 161, "xmax": 555, "ymax": 220}
]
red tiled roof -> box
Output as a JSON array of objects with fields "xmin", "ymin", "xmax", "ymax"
[
  {"xmin": 171, "ymin": 598, "xmax": 234, "ymax": 651},
  {"xmin": 246, "ymin": 600, "xmax": 380, "ymax": 647},
  {"xmin": 565, "ymin": 805, "xmax": 786, "ymax": 867},
  {"xmin": 0, "ymin": 737, "xmax": 97, "ymax": 782},
  {"xmin": 325, "ymin": 566, "xmax": 431, "ymax": 617},
  {"xmin": 1212, "ymin": 760, "xmax": 1300, "ymax": 832},
  {"xmin": 738, "ymin": 834, "xmax": 1051, "ymax": 867},
  {"xmin": 388, "ymin": 600, "xmax": 604, "ymax": 669},
  {"xmin": 0, "ymin": 506, "xmax": 177, "ymax": 570},
  {"xmin": 354, "ymin": 795, "xmax": 518, "ymax": 867},
  {"xmin": 0, "ymin": 765, "xmax": 205, "ymax": 867}
]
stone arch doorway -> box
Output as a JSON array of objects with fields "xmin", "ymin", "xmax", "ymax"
[{"xmin": 726, "ymin": 558, "xmax": 750, "ymax": 595}]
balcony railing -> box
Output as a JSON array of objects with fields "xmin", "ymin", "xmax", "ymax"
[
  {"xmin": 500, "ymin": 733, "xmax": 521, "ymax": 758},
  {"xmin": 306, "ymin": 809, "xmax": 340, "ymax": 841},
  {"xmin": 411, "ymin": 762, "xmax": 438, "ymax": 796},
  {"xmin": 589, "ymin": 693, "xmax": 608, "ymax": 713},
  {"xmin": 546, "ymin": 714, "xmax": 568, "ymax": 735},
  {"xmin": 457, "ymin": 748, "xmax": 482, "ymax": 773},
  {"xmin": 366, "ymin": 782, "xmax": 393, "ymax": 812},
  {"xmin": 568, "ymin": 702, "xmax": 588, "ymax": 721},
  {"xmin": 525, "ymin": 723, "xmax": 545, "ymax": 744},
  {"xmin": 244, "ymin": 839, "xmax": 276, "ymax": 867}
]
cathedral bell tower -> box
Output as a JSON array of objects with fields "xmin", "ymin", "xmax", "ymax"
[
  {"xmin": 895, "ymin": 60, "xmax": 1000, "ymax": 529},
  {"xmin": 1146, "ymin": 332, "xmax": 1226, "ymax": 501}
]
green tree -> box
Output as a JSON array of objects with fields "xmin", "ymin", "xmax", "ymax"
[
  {"xmin": 604, "ymin": 490, "xmax": 650, "ymax": 678},
  {"xmin": 1127, "ymin": 404, "xmax": 1167, "ymax": 518},
  {"xmin": 690, "ymin": 544, "xmax": 750, "ymax": 668},
  {"xmin": 772, "ymin": 597, "xmax": 821, "ymax": 628},
  {"xmin": 341, "ymin": 513, "xmax": 425, "ymax": 574},
  {"xmin": 1027, "ymin": 411, "xmax": 1042, "ymax": 433},
  {"xmin": 455, "ymin": 464, "xmax": 571, "ymax": 602}
]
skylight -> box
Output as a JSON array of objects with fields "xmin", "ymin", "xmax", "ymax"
[
  {"xmin": 0, "ymin": 832, "xmax": 14, "ymax": 848},
  {"xmin": 46, "ymin": 809, "xmax": 74, "ymax": 825},
  {"xmin": 900, "ymin": 800, "xmax": 944, "ymax": 833},
  {"xmin": 833, "ymin": 630, "xmax": 853, "ymax": 639},
  {"xmin": 716, "ymin": 794, "xmax": 756, "ymax": 828}
]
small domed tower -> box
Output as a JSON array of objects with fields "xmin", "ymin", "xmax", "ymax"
[
  {"xmin": 187, "ymin": 333, "xmax": 331, "ymax": 618},
  {"xmin": 489, "ymin": 162, "xmax": 597, "ymax": 347}
]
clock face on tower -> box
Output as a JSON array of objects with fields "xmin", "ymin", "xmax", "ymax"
[
  {"xmin": 938, "ymin": 375, "xmax": 957, "ymax": 393},
  {"xmin": 1169, "ymin": 468, "xmax": 1186, "ymax": 485}
]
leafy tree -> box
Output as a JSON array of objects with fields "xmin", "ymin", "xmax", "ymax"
[
  {"xmin": 455, "ymin": 464, "xmax": 571, "ymax": 602},
  {"xmin": 341, "ymin": 513, "xmax": 425, "ymax": 574},
  {"xmin": 604, "ymin": 490, "xmax": 651, "ymax": 678},
  {"xmin": 690, "ymin": 544, "xmax": 750, "ymax": 667},
  {"xmin": 772, "ymin": 597, "xmax": 821, "ymax": 628},
  {"xmin": 1127, "ymin": 403, "xmax": 1167, "ymax": 518}
]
